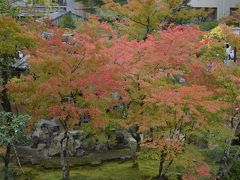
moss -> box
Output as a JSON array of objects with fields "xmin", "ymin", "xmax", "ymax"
[{"xmin": 1, "ymin": 159, "xmax": 158, "ymax": 180}]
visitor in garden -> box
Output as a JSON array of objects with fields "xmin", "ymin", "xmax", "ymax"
[
  {"xmin": 224, "ymin": 43, "xmax": 237, "ymax": 64},
  {"xmin": 225, "ymin": 43, "xmax": 231, "ymax": 64}
]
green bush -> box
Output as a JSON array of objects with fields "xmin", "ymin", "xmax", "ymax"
[
  {"xmin": 59, "ymin": 13, "xmax": 76, "ymax": 29},
  {"xmin": 226, "ymin": 159, "xmax": 240, "ymax": 180},
  {"xmin": 199, "ymin": 21, "xmax": 218, "ymax": 31}
]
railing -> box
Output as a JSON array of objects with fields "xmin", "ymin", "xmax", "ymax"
[{"xmin": 18, "ymin": 4, "xmax": 67, "ymax": 17}]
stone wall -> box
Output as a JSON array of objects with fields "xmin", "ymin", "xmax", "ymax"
[{"xmin": 16, "ymin": 119, "xmax": 136, "ymax": 167}]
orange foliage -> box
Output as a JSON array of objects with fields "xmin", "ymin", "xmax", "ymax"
[{"xmin": 196, "ymin": 164, "xmax": 211, "ymax": 177}]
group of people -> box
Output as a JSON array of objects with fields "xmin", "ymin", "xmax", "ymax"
[{"xmin": 225, "ymin": 43, "xmax": 237, "ymax": 64}]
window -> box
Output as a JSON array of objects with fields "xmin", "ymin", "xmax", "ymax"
[
  {"xmin": 206, "ymin": 8, "xmax": 217, "ymax": 20},
  {"xmin": 230, "ymin": 8, "xmax": 239, "ymax": 16}
]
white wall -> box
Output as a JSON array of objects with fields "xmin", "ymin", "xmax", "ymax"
[
  {"xmin": 189, "ymin": 0, "xmax": 240, "ymax": 19},
  {"xmin": 231, "ymin": 0, "xmax": 240, "ymax": 7}
]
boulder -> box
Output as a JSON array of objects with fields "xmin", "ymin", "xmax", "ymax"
[
  {"xmin": 75, "ymin": 148, "xmax": 86, "ymax": 156},
  {"xmin": 31, "ymin": 119, "xmax": 61, "ymax": 148},
  {"xmin": 16, "ymin": 119, "xmax": 136, "ymax": 167},
  {"xmin": 37, "ymin": 143, "xmax": 46, "ymax": 150},
  {"xmin": 111, "ymin": 92, "xmax": 121, "ymax": 100},
  {"xmin": 80, "ymin": 114, "xmax": 91, "ymax": 123},
  {"xmin": 69, "ymin": 130, "xmax": 80, "ymax": 139},
  {"xmin": 171, "ymin": 74, "xmax": 186, "ymax": 84},
  {"xmin": 11, "ymin": 55, "xmax": 30, "ymax": 71},
  {"xmin": 95, "ymin": 144, "xmax": 108, "ymax": 152},
  {"xmin": 47, "ymin": 132, "xmax": 75, "ymax": 157}
]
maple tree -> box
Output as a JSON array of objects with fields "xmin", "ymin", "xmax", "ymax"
[
  {"xmin": 4, "ymin": 12, "xmax": 240, "ymax": 179},
  {"xmin": 101, "ymin": 24, "xmax": 224, "ymax": 178},
  {"xmin": 142, "ymin": 85, "xmax": 220, "ymax": 178},
  {"xmin": 8, "ymin": 19, "xmax": 126, "ymax": 179},
  {"xmin": 203, "ymin": 62, "xmax": 240, "ymax": 179},
  {"xmin": 102, "ymin": 0, "xmax": 209, "ymax": 40},
  {"xmin": 193, "ymin": 24, "xmax": 240, "ymax": 179},
  {"xmin": 208, "ymin": 64, "xmax": 240, "ymax": 179}
]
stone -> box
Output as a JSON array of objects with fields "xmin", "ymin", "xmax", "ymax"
[
  {"xmin": 172, "ymin": 74, "xmax": 186, "ymax": 84},
  {"xmin": 31, "ymin": 119, "xmax": 61, "ymax": 148},
  {"xmin": 80, "ymin": 114, "xmax": 91, "ymax": 123},
  {"xmin": 42, "ymin": 32, "xmax": 54, "ymax": 39},
  {"xmin": 116, "ymin": 131, "xmax": 128, "ymax": 145},
  {"xmin": 16, "ymin": 119, "xmax": 136, "ymax": 166},
  {"xmin": 95, "ymin": 144, "xmax": 108, "ymax": 152},
  {"xmin": 90, "ymin": 161, "xmax": 102, "ymax": 166},
  {"xmin": 37, "ymin": 143, "xmax": 46, "ymax": 150},
  {"xmin": 37, "ymin": 119, "xmax": 60, "ymax": 129},
  {"xmin": 178, "ymin": 76, "xmax": 186, "ymax": 84},
  {"xmin": 111, "ymin": 92, "xmax": 121, "ymax": 100},
  {"xmin": 120, "ymin": 155, "xmax": 131, "ymax": 160},
  {"xmin": 62, "ymin": 34, "xmax": 74, "ymax": 43},
  {"xmin": 69, "ymin": 130, "xmax": 80, "ymax": 139},
  {"xmin": 11, "ymin": 55, "xmax": 30, "ymax": 71},
  {"xmin": 75, "ymin": 148, "xmax": 86, "ymax": 156},
  {"xmin": 47, "ymin": 132, "xmax": 75, "ymax": 157}
]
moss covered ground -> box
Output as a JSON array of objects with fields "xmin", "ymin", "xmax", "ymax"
[{"xmin": 0, "ymin": 160, "xmax": 159, "ymax": 180}]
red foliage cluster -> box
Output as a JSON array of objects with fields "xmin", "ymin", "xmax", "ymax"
[{"xmin": 8, "ymin": 22, "xmax": 224, "ymax": 173}]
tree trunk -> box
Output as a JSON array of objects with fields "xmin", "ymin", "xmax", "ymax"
[
  {"xmin": 234, "ymin": 47, "xmax": 237, "ymax": 64},
  {"xmin": 163, "ymin": 159, "xmax": 173, "ymax": 177},
  {"xmin": 1, "ymin": 87, "xmax": 12, "ymax": 112},
  {"xmin": 132, "ymin": 140, "xmax": 141, "ymax": 169},
  {"xmin": 129, "ymin": 124, "xmax": 142, "ymax": 169},
  {"xmin": 1, "ymin": 68, "xmax": 12, "ymax": 180},
  {"xmin": 130, "ymin": 127, "xmax": 141, "ymax": 169},
  {"xmin": 217, "ymin": 117, "xmax": 240, "ymax": 179},
  {"xmin": 3, "ymin": 143, "xmax": 11, "ymax": 180},
  {"xmin": 1, "ymin": 69, "xmax": 12, "ymax": 112},
  {"xmin": 60, "ymin": 132, "xmax": 70, "ymax": 180},
  {"xmin": 217, "ymin": 146, "xmax": 240, "ymax": 180},
  {"xmin": 158, "ymin": 152, "xmax": 166, "ymax": 179}
]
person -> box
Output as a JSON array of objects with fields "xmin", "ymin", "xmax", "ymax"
[
  {"xmin": 230, "ymin": 50, "xmax": 235, "ymax": 60},
  {"xmin": 225, "ymin": 43, "xmax": 232, "ymax": 64},
  {"xmin": 226, "ymin": 43, "xmax": 231, "ymax": 57},
  {"xmin": 19, "ymin": 51, "xmax": 24, "ymax": 59}
]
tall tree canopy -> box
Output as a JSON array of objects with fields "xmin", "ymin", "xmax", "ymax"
[
  {"xmin": 0, "ymin": 15, "xmax": 34, "ymax": 111},
  {"xmin": 0, "ymin": 0, "xmax": 19, "ymax": 16},
  {"xmin": 0, "ymin": 15, "xmax": 35, "ymax": 180},
  {"xmin": 4, "ymin": 15, "xmax": 240, "ymax": 180},
  {"xmin": 102, "ymin": 0, "xmax": 209, "ymax": 40}
]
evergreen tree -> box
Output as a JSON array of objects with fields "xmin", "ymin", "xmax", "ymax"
[{"xmin": 59, "ymin": 13, "xmax": 76, "ymax": 29}]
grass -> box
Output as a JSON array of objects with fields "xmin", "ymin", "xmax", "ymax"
[{"xmin": 0, "ymin": 160, "xmax": 159, "ymax": 180}]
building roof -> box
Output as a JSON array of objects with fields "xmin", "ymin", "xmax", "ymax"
[{"xmin": 51, "ymin": 11, "xmax": 88, "ymax": 21}]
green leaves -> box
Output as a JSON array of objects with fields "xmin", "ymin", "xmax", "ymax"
[
  {"xmin": 59, "ymin": 13, "xmax": 77, "ymax": 29},
  {"xmin": 0, "ymin": 0, "xmax": 19, "ymax": 16},
  {"xmin": 0, "ymin": 15, "xmax": 35, "ymax": 60},
  {"xmin": 0, "ymin": 112, "xmax": 30, "ymax": 145}
]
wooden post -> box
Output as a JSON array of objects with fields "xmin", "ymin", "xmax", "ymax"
[{"xmin": 234, "ymin": 47, "xmax": 237, "ymax": 64}]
